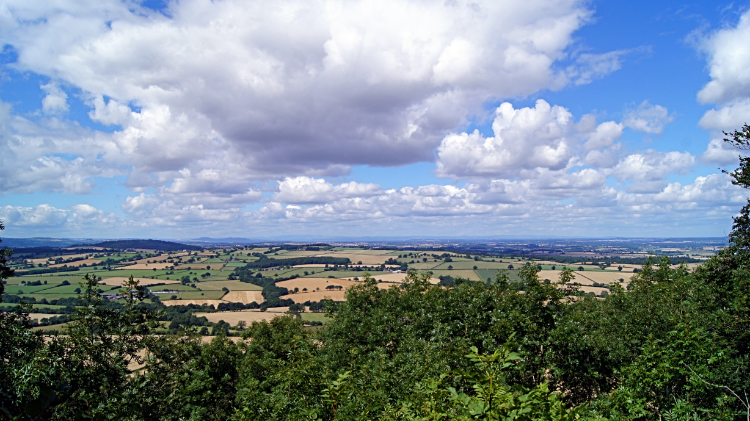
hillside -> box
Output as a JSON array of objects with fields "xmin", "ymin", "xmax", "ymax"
[{"xmin": 71, "ymin": 239, "xmax": 202, "ymax": 251}]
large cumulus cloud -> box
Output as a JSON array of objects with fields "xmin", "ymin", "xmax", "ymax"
[{"xmin": 0, "ymin": 0, "xmax": 603, "ymax": 193}]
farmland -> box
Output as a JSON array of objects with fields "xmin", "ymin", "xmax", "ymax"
[
  {"xmin": 1, "ymin": 235, "xmax": 741, "ymax": 420},
  {"xmin": 1, "ymin": 238, "xmax": 722, "ymax": 336}
]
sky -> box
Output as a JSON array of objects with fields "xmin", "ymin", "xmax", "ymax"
[{"xmin": 1, "ymin": 0, "xmax": 749, "ymax": 239}]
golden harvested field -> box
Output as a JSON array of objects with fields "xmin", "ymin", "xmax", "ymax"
[
  {"xmin": 578, "ymin": 286, "xmax": 610, "ymax": 295},
  {"xmin": 198, "ymin": 280, "xmax": 263, "ymax": 291},
  {"xmin": 100, "ymin": 277, "xmax": 180, "ymax": 287},
  {"xmin": 537, "ymin": 270, "xmax": 631, "ymax": 285},
  {"xmin": 280, "ymin": 290, "xmax": 347, "ymax": 303},
  {"xmin": 194, "ymin": 310, "xmax": 292, "ymax": 326},
  {"xmin": 49, "ymin": 259, "xmax": 103, "ymax": 268},
  {"xmin": 26, "ymin": 314, "xmax": 64, "ymax": 321},
  {"xmin": 276, "ymin": 277, "xmax": 357, "ymax": 292},
  {"xmin": 222, "ymin": 291, "xmax": 264, "ymax": 304},
  {"xmin": 576, "ymin": 271, "xmax": 633, "ymax": 284}
]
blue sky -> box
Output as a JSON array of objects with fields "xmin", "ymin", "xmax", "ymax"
[{"xmin": 0, "ymin": 0, "xmax": 749, "ymax": 239}]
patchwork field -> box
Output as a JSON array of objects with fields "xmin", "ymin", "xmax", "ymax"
[
  {"xmin": 222, "ymin": 291, "xmax": 265, "ymax": 304},
  {"xmin": 115, "ymin": 263, "xmax": 178, "ymax": 270},
  {"xmin": 49, "ymin": 259, "xmax": 103, "ymax": 268},
  {"xmin": 280, "ymin": 290, "xmax": 347, "ymax": 303},
  {"xmin": 537, "ymin": 270, "xmax": 631, "ymax": 285},
  {"xmin": 341, "ymin": 273, "xmax": 441, "ymax": 284},
  {"xmin": 314, "ymin": 252, "xmax": 391, "ymax": 265},
  {"xmin": 6, "ymin": 245, "xmax": 711, "ymax": 317},
  {"xmin": 276, "ymin": 277, "xmax": 357, "ymax": 292},
  {"xmin": 197, "ymin": 280, "xmax": 263, "ymax": 291},
  {"xmin": 429, "ymin": 269, "xmax": 482, "ymax": 282},
  {"xmin": 194, "ymin": 310, "xmax": 291, "ymax": 325},
  {"xmin": 99, "ymin": 277, "xmax": 181, "ymax": 287}
]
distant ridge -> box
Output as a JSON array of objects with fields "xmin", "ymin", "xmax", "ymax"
[{"xmin": 71, "ymin": 239, "xmax": 202, "ymax": 251}]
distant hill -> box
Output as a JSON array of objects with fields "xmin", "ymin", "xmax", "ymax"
[
  {"xmin": 70, "ymin": 239, "xmax": 202, "ymax": 251},
  {"xmin": 1, "ymin": 237, "xmax": 100, "ymax": 248}
]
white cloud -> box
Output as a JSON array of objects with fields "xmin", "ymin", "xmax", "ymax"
[
  {"xmin": 696, "ymin": 10, "xmax": 750, "ymax": 132},
  {"xmin": 622, "ymin": 101, "xmax": 674, "ymax": 135},
  {"xmin": 241, "ymin": 172, "xmax": 745, "ymax": 238},
  {"xmin": 697, "ymin": 11, "xmax": 750, "ymax": 105},
  {"xmin": 40, "ymin": 82, "xmax": 68, "ymax": 114},
  {"xmin": 701, "ymin": 136, "xmax": 745, "ymax": 165},
  {"xmin": 435, "ymin": 100, "xmax": 628, "ymax": 179},
  {"xmin": 699, "ymin": 98, "xmax": 750, "ymax": 131},
  {"xmin": 565, "ymin": 50, "xmax": 626, "ymax": 86},
  {"xmin": 0, "ymin": 103, "xmax": 120, "ymax": 194},
  {"xmin": 0, "ymin": 204, "xmax": 119, "ymax": 233},
  {"xmin": 274, "ymin": 177, "xmax": 382, "ymax": 204},
  {"xmin": 583, "ymin": 120, "xmax": 624, "ymax": 150},
  {"xmin": 87, "ymin": 95, "xmax": 132, "ymax": 126},
  {"xmin": 0, "ymin": 0, "xmax": 595, "ymax": 186},
  {"xmin": 610, "ymin": 150, "xmax": 694, "ymax": 182},
  {"xmin": 436, "ymin": 100, "xmax": 577, "ymax": 178}
]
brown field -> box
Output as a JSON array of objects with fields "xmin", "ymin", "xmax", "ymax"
[
  {"xmin": 575, "ymin": 271, "xmax": 633, "ymax": 284},
  {"xmin": 537, "ymin": 270, "xmax": 631, "ymax": 286},
  {"xmin": 222, "ymin": 291, "xmax": 264, "ymax": 304},
  {"xmin": 578, "ymin": 286, "xmax": 610, "ymax": 295},
  {"xmin": 276, "ymin": 277, "xmax": 358, "ymax": 292},
  {"xmin": 99, "ymin": 277, "xmax": 181, "ymax": 287},
  {"xmin": 49, "ymin": 258, "xmax": 103, "ymax": 268},
  {"xmin": 194, "ymin": 310, "xmax": 292, "ymax": 325},
  {"xmin": 280, "ymin": 290, "xmax": 347, "ymax": 303},
  {"xmin": 26, "ymin": 314, "xmax": 65, "ymax": 321}
]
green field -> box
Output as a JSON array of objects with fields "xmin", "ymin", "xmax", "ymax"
[
  {"xmin": 429, "ymin": 269, "xmax": 482, "ymax": 282},
  {"xmin": 149, "ymin": 284, "xmax": 196, "ymax": 292},
  {"xmin": 165, "ymin": 290, "xmax": 225, "ymax": 300},
  {"xmin": 6, "ymin": 283, "xmax": 60, "ymax": 294},
  {"xmin": 198, "ymin": 280, "xmax": 263, "ymax": 291},
  {"xmin": 475, "ymin": 269, "xmax": 522, "ymax": 283},
  {"xmin": 300, "ymin": 312, "xmax": 329, "ymax": 323},
  {"xmin": 308, "ymin": 270, "xmax": 388, "ymax": 279},
  {"xmin": 31, "ymin": 322, "xmax": 71, "ymax": 332},
  {"xmin": 0, "ymin": 303, "xmax": 69, "ymax": 311}
]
